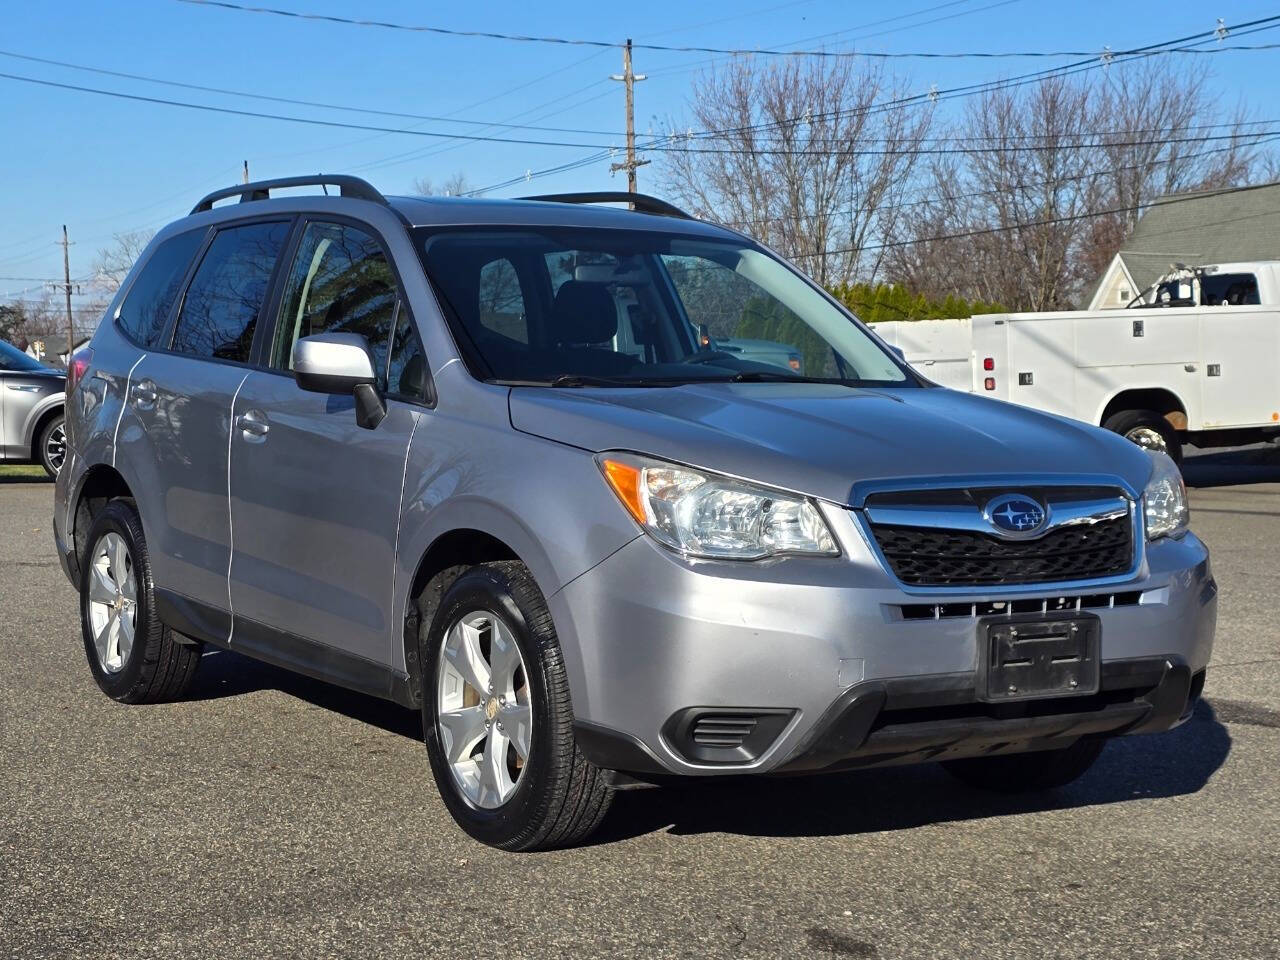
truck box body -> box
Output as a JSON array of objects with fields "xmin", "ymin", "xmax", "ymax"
[{"xmin": 872, "ymin": 267, "xmax": 1280, "ymax": 450}]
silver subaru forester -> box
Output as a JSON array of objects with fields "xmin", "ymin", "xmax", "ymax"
[{"xmin": 54, "ymin": 176, "xmax": 1216, "ymax": 850}]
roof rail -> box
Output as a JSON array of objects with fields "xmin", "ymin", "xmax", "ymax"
[
  {"xmin": 190, "ymin": 175, "xmax": 388, "ymax": 215},
  {"xmin": 519, "ymin": 191, "xmax": 692, "ymax": 220}
]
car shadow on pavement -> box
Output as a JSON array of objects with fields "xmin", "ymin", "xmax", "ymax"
[
  {"xmin": 184, "ymin": 649, "xmax": 1231, "ymax": 843},
  {"xmin": 1183, "ymin": 445, "xmax": 1280, "ymax": 488},
  {"xmin": 0, "ymin": 474, "xmax": 52, "ymax": 484},
  {"xmin": 590, "ymin": 700, "xmax": 1231, "ymax": 844},
  {"xmin": 187, "ymin": 647, "xmax": 423, "ymax": 740}
]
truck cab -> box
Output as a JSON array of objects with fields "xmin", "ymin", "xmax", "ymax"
[{"xmin": 1127, "ymin": 261, "xmax": 1278, "ymax": 309}]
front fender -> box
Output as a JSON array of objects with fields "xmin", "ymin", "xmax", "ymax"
[
  {"xmin": 391, "ymin": 418, "xmax": 641, "ymax": 677},
  {"xmin": 21, "ymin": 392, "xmax": 64, "ymax": 452}
]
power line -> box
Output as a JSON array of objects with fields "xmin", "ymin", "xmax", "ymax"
[
  {"xmin": 0, "ymin": 70, "xmax": 621, "ymax": 148},
  {"xmin": 666, "ymin": 15, "xmax": 1280, "ymax": 146},
  {"xmin": 2, "ymin": 16, "xmax": 1274, "ymax": 164},
  {"xmin": 12, "ymin": 44, "xmax": 1271, "ymax": 151},
  {"xmin": 640, "ymin": 0, "xmax": 1024, "ymax": 81},
  {"xmin": 28, "ymin": 61, "xmax": 1263, "ymax": 160},
  {"xmin": 723, "ymin": 134, "xmax": 1280, "ymax": 229},
  {"xmin": 176, "ymin": 0, "xmax": 1278, "ymax": 61},
  {"xmin": 0, "ymin": 49, "xmax": 624, "ymax": 137}
]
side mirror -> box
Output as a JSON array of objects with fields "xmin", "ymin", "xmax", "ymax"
[
  {"xmin": 889, "ymin": 344, "xmax": 906, "ymax": 360},
  {"xmin": 292, "ymin": 332, "xmax": 387, "ymax": 430}
]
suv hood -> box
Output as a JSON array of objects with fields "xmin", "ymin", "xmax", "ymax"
[{"xmin": 508, "ymin": 383, "xmax": 1154, "ymax": 504}]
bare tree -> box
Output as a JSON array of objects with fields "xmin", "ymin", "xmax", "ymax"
[
  {"xmin": 1096, "ymin": 59, "xmax": 1258, "ymax": 231},
  {"xmin": 660, "ymin": 57, "xmax": 933, "ymax": 288},
  {"xmin": 889, "ymin": 60, "xmax": 1266, "ymax": 311},
  {"xmin": 413, "ymin": 172, "xmax": 472, "ymax": 197},
  {"xmin": 93, "ymin": 230, "xmax": 154, "ymax": 293}
]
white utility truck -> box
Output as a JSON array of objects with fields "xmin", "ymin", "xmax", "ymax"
[{"xmin": 873, "ymin": 261, "xmax": 1280, "ymax": 464}]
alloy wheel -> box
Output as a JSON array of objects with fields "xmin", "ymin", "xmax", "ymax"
[
  {"xmin": 86, "ymin": 532, "xmax": 137, "ymax": 673},
  {"xmin": 1124, "ymin": 425, "xmax": 1169, "ymax": 454},
  {"xmin": 44, "ymin": 422, "xmax": 66, "ymax": 474},
  {"xmin": 436, "ymin": 610, "xmax": 533, "ymax": 809}
]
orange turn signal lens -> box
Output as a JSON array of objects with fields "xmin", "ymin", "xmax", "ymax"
[{"xmin": 600, "ymin": 458, "xmax": 647, "ymax": 525}]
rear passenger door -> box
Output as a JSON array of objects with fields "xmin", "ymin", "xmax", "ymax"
[
  {"xmin": 228, "ymin": 219, "xmax": 427, "ymax": 672},
  {"xmin": 121, "ymin": 219, "xmax": 291, "ymax": 637}
]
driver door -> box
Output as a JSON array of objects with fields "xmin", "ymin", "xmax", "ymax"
[{"xmin": 228, "ymin": 219, "xmax": 427, "ymax": 670}]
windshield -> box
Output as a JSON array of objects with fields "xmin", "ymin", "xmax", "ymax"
[
  {"xmin": 0, "ymin": 338, "xmax": 47, "ymax": 372},
  {"xmin": 416, "ymin": 227, "xmax": 912, "ymax": 387}
]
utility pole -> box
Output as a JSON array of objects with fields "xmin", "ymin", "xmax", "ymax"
[
  {"xmin": 59, "ymin": 225, "xmax": 74, "ymax": 366},
  {"xmin": 609, "ymin": 39, "xmax": 648, "ymax": 193},
  {"xmin": 242, "ymin": 160, "xmax": 250, "ymax": 183}
]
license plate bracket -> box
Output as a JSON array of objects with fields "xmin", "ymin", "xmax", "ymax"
[{"xmin": 978, "ymin": 614, "xmax": 1100, "ymax": 702}]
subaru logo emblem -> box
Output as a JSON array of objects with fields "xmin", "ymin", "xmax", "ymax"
[{"xmin": 984, "ymin": 493, "xmax": 1048, "ymax": 537}]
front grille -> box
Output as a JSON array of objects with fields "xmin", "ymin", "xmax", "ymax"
[{"xmin": 870, "ymin": 514, "xmax": 1133, "ymax": 587}]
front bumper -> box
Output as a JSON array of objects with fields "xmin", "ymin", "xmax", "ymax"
[{"xmin": 550, "ymin": 510, "xmax": 1216, "ymax": 778}]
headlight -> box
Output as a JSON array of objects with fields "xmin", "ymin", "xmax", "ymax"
[
  {"xmin": 597, "ymin": 453, "xmax": 838, "ymax": 560},
  {"xmin": 1144, "ymin": 450, "xmax": 1189, "ymax": 540}
]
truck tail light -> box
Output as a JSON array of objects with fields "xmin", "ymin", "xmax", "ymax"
[
  {"xmin": 66, "ymin": 346, "xmax": 93, "ymax": 397},
  {"xmin": 788, "ymin": 354, "xmax": 801, "ymax": 372},
  {"xmin": 984, "ymin": 377, "xmax": 996, "ymax": 391},
  {"xmin": 983, "ymin": 357, "xmax": 995, "ymax": 371}
]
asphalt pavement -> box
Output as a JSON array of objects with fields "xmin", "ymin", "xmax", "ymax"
[{"xmin": 2, "ymin": 449, "xmax": 1278, "ymax": 960}]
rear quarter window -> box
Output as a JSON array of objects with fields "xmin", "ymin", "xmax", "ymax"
[{"xmin": 116, "ymin": 229, "xmax": 206, "ymax": 347}]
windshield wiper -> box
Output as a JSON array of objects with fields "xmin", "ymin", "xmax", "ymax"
[
  {"xmin": 549, "ymin": 374, "xmax": 636, "ymax": 387},
  {"xmin": 724, "ymin": 371, "xmax": 822, "ymax": 383},
  {"xmin": 700, "ymin": 370, "xmax": 870, "ymax": 387},
  {"xmin": 501, "ymin": 374, "xmax": 680, "ymax": 388}
]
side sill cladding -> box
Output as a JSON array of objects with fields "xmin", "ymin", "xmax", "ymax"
[{"xmin": 153, "ymin": 588, "xmax": 416, "ymax": 708}]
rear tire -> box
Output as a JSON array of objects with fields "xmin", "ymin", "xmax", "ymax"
[
  {"xmin": 1103, "ymin": 409, "xmax": 1182, "ymax": 465},
  {"xmin": 79, "ymin": 499, "xmax": 203, "ymax": 704},
  {"xmin": 420, "ymin": 561, "xmax": 612, "ymax": 851},
  {"xmin": 942, "ymin": 738, "xmax": 1106, "ymax": 793},
  {"xmin": 38, "ymin": 412, "xmax": 66, "ymax": 478}
]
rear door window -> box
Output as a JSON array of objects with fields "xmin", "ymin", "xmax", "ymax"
[
  {"xmin": 116, "ymin": 228, "xmax": 206, "ymax": 347},
  {"xmin": 171, "ymin": 220, "xmax": 290, "ymax": 363}
]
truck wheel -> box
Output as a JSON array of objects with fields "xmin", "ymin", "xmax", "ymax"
[
  {"xmin": 38, "ymin": 413, "xmax": 66, "ymax": 477},
  {"xmin": 942, "ymin": 739, "xmax": 1105, "ymax": 793},
  {"xmin": 1103, "ymin": 409, "xmax": 1182, "ymax": 465},
  {"xmin": 80, "ymin": 499, "xmax": 203, "ymax": 703},
  {"xmin": 420, "ymin": 561, "xmax": 613, "ymax": 851}
]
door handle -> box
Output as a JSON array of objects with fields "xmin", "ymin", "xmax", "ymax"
[
  {"xmin": 133, "ymin": 379, "xmax": 158, "ymax": 406},
  {"xmin": 236, "ymin": 410, "xmax": 270, "ymax": 441}
]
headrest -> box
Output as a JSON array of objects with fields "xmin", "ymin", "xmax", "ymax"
[{"xmin": 550, "ymin": 281, "xmax": 617, "ymax": 344}]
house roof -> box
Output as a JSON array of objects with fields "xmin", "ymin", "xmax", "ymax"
[
  {"xmin": 27, "ymin": 333, "xmax": 90, "ymax": 358},
  {"xmin": 1089, "ymin": 181, "xmax": 1280, "ymax": 304}
]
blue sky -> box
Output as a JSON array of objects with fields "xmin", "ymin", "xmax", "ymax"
[{"xmin": 2, "ymin": 0, "xmax": 1278, "ymax": 303}]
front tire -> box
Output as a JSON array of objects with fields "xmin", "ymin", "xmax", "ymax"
[
  {"xmin": 38, "ymin": 412, "xmax": 66, "ymax": 478},
  {"xmin": 942, "ymin": 738, "xmax": 1106, "ymax": 793},
  {"xmin": 1103, "ymin": 409, "xmax": 1182, "ymax": 465},
  {"xmin": 420, "ymin": 561, "xmax": 612, "ymax": 851},
  {"xmin": 79, "ymin": 499, "xmax": 203, "ymax": 703}
]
